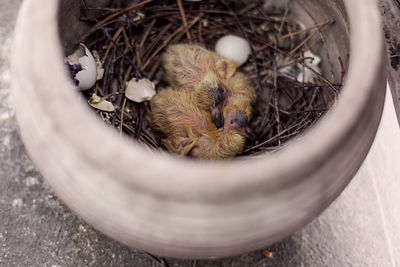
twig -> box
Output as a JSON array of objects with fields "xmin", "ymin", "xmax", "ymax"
[
  {"xmin": 282, "ymin": 21, "xmax": 331, "ymax": 63},
  {"xmin": 338, "ymin": 56, "xmax": 346, "ymax": 85},
  {"xmin": 120, "ymin": 97, "xmax": 127, "ymax": 136},
  {"xmin": 102, "ymin": 27, "xmax": 124, "ymax": 65},
  {"xmin": 176, "ymin": 0, "xmax": 192, "ymax": 41},
  {"xmin": 81, "ymin": 0, "xmax": 142, "ymax": 78},
  {"xmin": 87, "ymin": 0, "xmax": 154, "ymax": 35},
  {"xmin": 253, "ymin": 19, "xmax": 333, "ymax": 54},
  {"xmin": 142, "ymin": 16, "xmax": 201, "ymax": 69}
]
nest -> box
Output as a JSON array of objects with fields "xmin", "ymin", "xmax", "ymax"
[{"xmin": 78, "ymin": 0, "xmax": 346, "ymax": 157}]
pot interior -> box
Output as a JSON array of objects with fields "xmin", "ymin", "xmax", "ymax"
[
  {"xmin": 58, "ymin": 0, "xmax": 348, "ymax": 80},
  {"xmin": 57, "ymin": 0, "xmax": 349, "ymax": 156}
]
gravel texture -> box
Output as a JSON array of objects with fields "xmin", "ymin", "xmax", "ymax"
[{"xmin": 1, "ymin": 0, "xmax": 400, "ymax": 266}]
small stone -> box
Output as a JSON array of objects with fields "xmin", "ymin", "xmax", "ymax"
[
  {"xmin": 2, "ymin": 135, "xmax": 10, "ymax": 147},
  {"xmin": 78, "ymin": 225, "xmax": 87, "ymax": 232},
  {"xmin": 0, "ymin": 112, "xmax": 11, "ymax": 122},
  {"xmin": 12, "ymin": 198, "xmax": 23, "ymax": 208},
  {"xmin": 25, "ymin": 176, "xmax": 39, "ymax": 187}
]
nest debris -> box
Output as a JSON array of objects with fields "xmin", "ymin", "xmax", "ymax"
[{"xmin": 77, "ymin": 0, "xmax": 347, "ymax": 157}]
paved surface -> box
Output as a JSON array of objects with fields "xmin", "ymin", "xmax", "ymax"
[{"xmin": 1, "ymin": 0, "xmax": 400, "ymax": 266}]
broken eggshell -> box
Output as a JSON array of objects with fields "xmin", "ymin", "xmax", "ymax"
[
  {"xmin": 92, "ymin": 50, "xmax": 105, "ymax": 81},
  {"xmin": 88, "ymin": 94, "xmax": 115, "ymax": 112},
  {"xmin": 125, "ymin": 78, "xmax": 156, "ymax": 102},
  {"xmin": 297, "ymin": 50, "xmax": 322, "ymax": 83},
  {"xmin": 65, "ymin": 43, "xmax": 97, "ymax": 90},
  {"xmin": 215, "ymin": 35, "xmax": 251, "ymax": 66}
]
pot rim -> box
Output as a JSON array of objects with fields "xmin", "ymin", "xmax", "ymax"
[
  {"xmin": 36, "ymin": 0, "xmax": 384, "ymax": 199},
  {"xmin": 11, "ymin": 0, "xmax": 385, "ymax": 258}
]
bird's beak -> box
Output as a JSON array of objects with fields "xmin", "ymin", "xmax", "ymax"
[{"xmin": 211, "ymin": 107, "xmax": 224, "ymax": 129}]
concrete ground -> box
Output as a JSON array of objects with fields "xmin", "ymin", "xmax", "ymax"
[{"xmin": 1, "ymin": 0, "xmax": 400, "ymax": 266}]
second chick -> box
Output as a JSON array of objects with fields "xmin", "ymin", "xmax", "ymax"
[
  {"xmin": 147, "ymin": 87, "xmax": 252, "ymax": 159},
  {"xmin": 162, "ymin": 44, "xmax": 256, "ymax": 129}
]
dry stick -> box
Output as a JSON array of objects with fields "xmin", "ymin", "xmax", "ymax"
[
  {"xmin": 122, "ymin": 29, "xmax": 132, "ymax": 51},
  {"xmin": 142, "ymin": 16, "xmax": 201, "ymax": 69},
  {"xmin": 248, "ymin": 21, "xmax": 264, "ymax": 93},
  {"xmin": 182, "ymin": 8, "xmax": 284, "ymax": 23},
  {"xmin": 220, "ymin": 0, "xmax": 247, "ymax": 38},
  {"xmin": 119, "ymin": 121, "xmax": 159, "ymax": 148},
  {"xmin": 307, "ymin": 85, "xmax": 321, "ymax": 111},
  {"xmin": 81, "ymin": 0, "xmax": 142, "ymax": 78},
  {"xmin": 338, "ymin": 56, "xmax": 346, "ymax": 85},
  {"xmin": 148, "ymin": 57, "xmax": 162, "ymax": 80},
  {"xmin": 172, "ymin": 15, "xmax": 201, "ymax": 43},
  {"xmin": 278, "ymin": 0, "xmax": 291, "ymax": 37},
  {"xmin": 301, "ymin": 64, "xmax": 335, "ymax": 101},
  {"xmin": 102, "ymin": 91, "xmax": 122, "ymax": 100},
  {"xmin": 118, "ymin": 64, "xmax": 133, "ymax": 135},
  {"xmin": 142, "ymin": 252, "xmax": 169, "ymax": 267},
  {"xmin": 102, "ymin": 27, "xmax": 124, "ymax": 65},
  {"xmin": 102, "ymin": 42, "xmax": 125, "ymax": 49},
  {"xmin": 253, "ymin": 19, "xmax": 333, "ymax": 54},
  {"xmin": 117, "ymin": 55, "xmax": 125, "ymax": 102},
  {"xmin": 288, "ymin": 108, "xmax": 329, "ymax": 114},
  {"xmin": 238, "ymin": 2, "xmax": 258, "ymax": 15},
  {"xmin": 88, "ymin": 0, "xmax": 154, "ymax": 34},
  {"xmin": 176, "ymin": 0, "xmax": 192, "ymax": 41},
  {"xmin": 140, "ymin": 19, "xmax": 157, "ymax": 49},
  {"xmin": 142, "ymin": 23, "xmax": 173, "ymax": 63},
  {"xmin": 113, "ymin": 20, "xmax": 155, "ymax": 63},
  {"xmin": 198, "ymin": 15, "xmax": 203, "ymax": 43},
  {"xmin": 102, "ymin": 43, "xmax": 117, "ymax": 96},
  {"xmin": 318, "ymin": 31, "xmax": 335, "ymax": 82},
  {"xmin": 120, "ymin": 97, "xmax": 127, "ymax": 136},
  {"xmin": 282, "ymin": 22, "xmax": 330, "ymax": 64},
  {"xmin": 245, "ymin": 114, "xmax": 312, "ymax": 152},
  {"xmin": 136, "ymin": 50, "xmax": 143, "ymax": 69},
  {"xmin": 111, "ymin": 19, "xmax": 157, "ymax": 64},
  {"xmin": 272, "ymin": 37, "xmax": 281, "ymax": 146},
  {"xmin": 80, "ymin": 20, "xmax": 117, "ymax": 44}
]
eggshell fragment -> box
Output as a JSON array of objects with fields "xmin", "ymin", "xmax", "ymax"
[
  {"xmin": 92, "ymin": 50, "xmax": 105, "ymax": 81},
  {"xmin": 297, "ymin": 50, "xmax": 321, "ymax": 83},
  {"xmin": 215, "ymin": 35, "xmax": 251, "ymax": 66},
  {"xmin": 65, "ymin": 43, "xmax": 98, "ymax": 90},
  {"xmin": 125, "ymin": 78, "xmax": 156, "ymax": 102},
  {"xmin": 88, "ymin": 94, "xmax": 115, "ymax": 112}
]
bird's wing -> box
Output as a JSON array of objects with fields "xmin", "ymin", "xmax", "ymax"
[{"xmin": 162, "ymin": 44, "xmax": 214, "ymax": 91}]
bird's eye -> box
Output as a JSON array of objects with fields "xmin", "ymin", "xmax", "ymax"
[{"xmin": 232, "ymin": 111, "xmax": 248, "ymax": 127}]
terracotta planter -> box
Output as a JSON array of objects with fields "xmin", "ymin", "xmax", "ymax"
[{"xmin": 11, "ymin": 0, "xmax": 386, "ymax": 259}]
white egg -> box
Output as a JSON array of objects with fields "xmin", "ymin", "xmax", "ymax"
[
  {"xmin": 215, "ymin": 35, "xmax": 251, "ymax": 66},
  {"xmin": 65, "ymin": 43, "xmax": 98, "ymax": 90}
]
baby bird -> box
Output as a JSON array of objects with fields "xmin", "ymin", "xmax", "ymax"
[
  {"xmin": 162, "ymin": 44, "xmax": 256, "ymax": 129},
  {"xmin": 147, "ymin": 87, "xmax": 252, "ymax": 159}
]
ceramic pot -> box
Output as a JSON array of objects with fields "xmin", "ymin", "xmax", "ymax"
[{"xmin": 11, "ymin": 0, "xmax": 386, "ymax": 259}]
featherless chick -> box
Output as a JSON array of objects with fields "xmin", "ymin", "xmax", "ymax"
[
  {"xmin": 147, "ymin": 87, "xmax": 253, "ymax": 159},
  {"xmin": 162, "ymin": 44, "xmax": 256, "ymax": 129}
]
